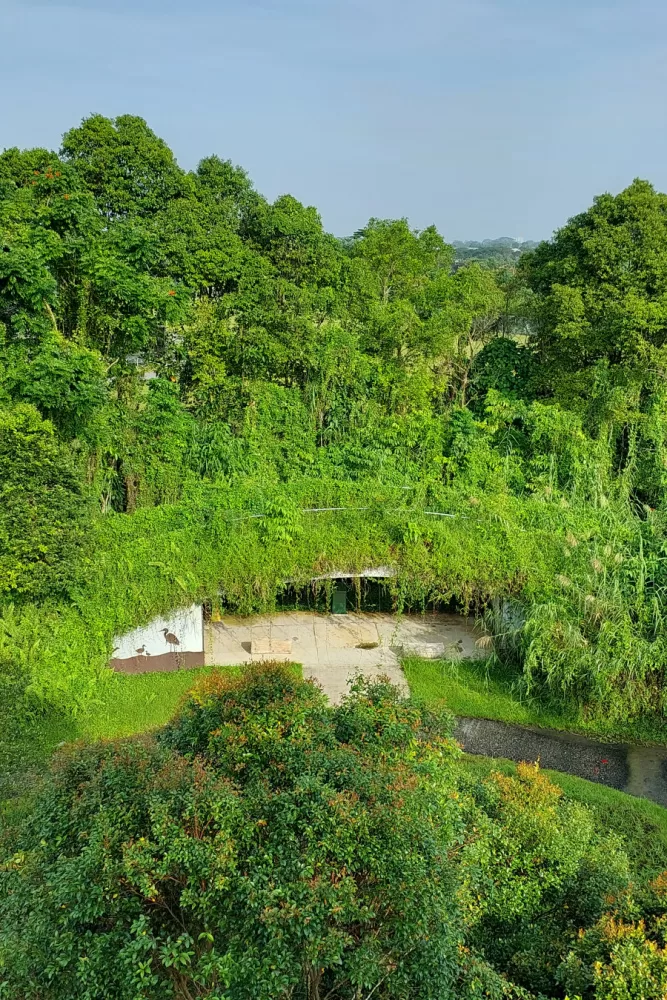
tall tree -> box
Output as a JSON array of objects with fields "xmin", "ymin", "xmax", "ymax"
[
  {"xmin": 61, "ymin": 114, "xmax": 192, "ymax": 220},
  {"xmin": 521, "ymin": 178, "xmax": 667, "ymax": 499},
  {"xmin": 521, "ymin": 178, "xmax": 667, "ymax": 413}
]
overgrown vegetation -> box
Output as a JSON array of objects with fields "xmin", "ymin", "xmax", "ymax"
[
  {"xmin": 2, "ymin": 665, "xmax": 666, "ymax": 999},
  {"xmin": 403, "ymin": 656, "xmax": 667, "ymax": 744},
  {"xmin": 2, "ymin": 114, "xmax": 667, "ymax": 730},
  {"xmin": 5, "ymin": 111, "xmax": 667, "ymax": 998}
]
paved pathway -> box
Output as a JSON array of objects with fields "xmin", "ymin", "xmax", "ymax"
[{"xmin": 205, "ymin": 611, "xmax": 484, "ymax": 704}]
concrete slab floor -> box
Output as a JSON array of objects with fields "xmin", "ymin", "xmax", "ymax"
[{"xmin": 205, "ymin": 611, "xmax": 486, "ymax": 704}]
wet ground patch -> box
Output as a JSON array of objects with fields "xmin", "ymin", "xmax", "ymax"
[{"xmin": 456, "ymin": 715, "xmax": 667, "ymax": 807}]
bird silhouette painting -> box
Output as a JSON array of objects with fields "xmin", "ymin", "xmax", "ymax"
[
  {"xmin": 161, "ymin": 628, "xmax": 180, "ymax": 650},
  {"xmin": 161, "ymin": 628, "xmax": 181, "ymax": 669}
]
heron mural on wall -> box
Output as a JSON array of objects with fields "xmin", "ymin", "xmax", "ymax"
[
  {"xmin": 109, "ymin": 605, "xmax": 204, "ymax": 674},
  {"xmin": 161, "ymin": 628, "xmax": 180, "ymax": 650},
  {"xmin": 161, "ymin": 628, "xmax": 181, "ymax": 667}
]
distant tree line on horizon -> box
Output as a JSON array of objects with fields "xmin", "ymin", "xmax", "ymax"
[{"xmin": 451, "ymin": 236, "xmax": 540, "ymax": 268}]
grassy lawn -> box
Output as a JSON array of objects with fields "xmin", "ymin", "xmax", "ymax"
[
  {"xmin": 460, "ymin": 753, "xmax": 667, "ymax": 878},
  {"xmin": 77, "ymin": 666, "xmax": 223, "ymax": 741},
  {"xmin": 0, "ymin": 665, "xmax": 239, "ymax": 818},
  {"xmin": 403, "ymin": 655, "xmax": 667, "ymax": 746}
]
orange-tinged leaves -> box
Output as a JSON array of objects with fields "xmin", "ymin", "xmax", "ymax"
[{"xmin": 650, "ymin": 871, "xmax": 667, "ymax": 899}]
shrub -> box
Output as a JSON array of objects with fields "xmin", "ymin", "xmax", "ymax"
[
  {"xmin": 459, "ymin": 762, "xmax": 631, "ymax": 994},
  {"xmin": 559, "ymin": 914, "xmax": 667, "ymax": 1000},
  {"xmin": 0, "ymin": 665, "xmax": 466, "ymax": 1000}
]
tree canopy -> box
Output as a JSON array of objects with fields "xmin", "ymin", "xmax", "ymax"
[
  {"xmin": 2, "ymin": 665, "xmax": 663, "ymax": 1000},
  {"xmin": 2, "ymin": 115, "xmax": 667, "ymax": 726}
]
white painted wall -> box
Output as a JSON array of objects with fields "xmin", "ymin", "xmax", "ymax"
[{"xmin": 112, "ymin": 604, "xmax": 203, "ymax": 659}]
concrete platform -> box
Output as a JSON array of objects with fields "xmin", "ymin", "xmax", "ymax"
[{"xmin": 204, "ymin": 612, "xmax": 485, "ymax": 704}]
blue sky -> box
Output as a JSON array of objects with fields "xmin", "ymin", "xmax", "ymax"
[{"xmin": 2, "ymin": 0, "xmax": 666, "ymax": 240}]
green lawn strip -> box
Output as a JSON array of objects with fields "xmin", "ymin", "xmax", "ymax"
[
  {"xmin": 1, "ymin": 663, "xmax": 305, "ymax": 828},
  {"xmin": 0, "ymin": 668, "xmax": 216, "ymax": 821},
  {"xmin": 78, "ymin": 665, "xmax": 223, "ymax": 741},
  {"xmin": 459, "ymin": 752, "xmax": 667, "ymax": 878},
  {"xmin": 403, "ymin": 655, "xmax": 667, "ymax": 746}
]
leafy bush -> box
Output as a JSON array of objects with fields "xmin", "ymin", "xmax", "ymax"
[
  {"xmin": 459, "ymin": 762, "xmax": 630, "ymax": 993},
  {"xmin": 0, "ymin": 666, "xmax": 466, "ymax": 999},
  {"xmin": 0, "ymin": 403, "xmax": 91, "ymax": 602},
  {"xmin": 559, "ymin": 914, "xmax": 667, "ymax": 1000},
  {"xmin": 4, "ymin": 667, "xmax": 663, "ymax": 999}
]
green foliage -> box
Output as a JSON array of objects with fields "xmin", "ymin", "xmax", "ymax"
[
  {"xmin": 521, "ymin": 179, "xmax": 667, "ymax": 504},
  {"xmin": 522, "ymin": 180, "xmax": 667, "ymax": 396},
  {"xmin": 7, "ymin": 108, "xmax": 667, "ymax": 1000},
  {"xmin": 559, "ymin": 911, "xmax": 667, "ymax": 1000},
  {"xmin": 3, "ymin": 669, "xmax": 664, "ymax": 999},
  {"xmin": 347, "ymin": 219, "xmax": 502, "ymax": 373},
  {"xmin": 403, "ymin": 654, "xmax": 667, "ymax": 745},
  {"xmin": 3, "ymin": 113, "xmax": 667, "ymax": 731},
  {"xmin": 459, "ymin": 761, "xmax": 630, "ymax": 993},
  {"xmin": 61, "ymin": 113, "xmax": 192, "ymax": 219},
  {"xmin": 0, "ymin": 474, "xmax": 558, "ymax": 713},
  {"xmin": 469, "ymin": 337, "xmax": 535, "ymax": 407},
  {"xmin": 194, "ymin": 154, "xmax": 259, "ymax": 228},
  {"xmin": 0, "ymin": 667, "xmax": 465, "ymax": 999},
  {"xmin": 1, "ymin": 333, "xmax": 108, "ymax": 437},
  {"xmin": 243, "ymin": 193, "xmax": 342, "ymax": 288},
  {"xmin": 0, "ymin": 403, "xmax": 89, "ymax": 603}
]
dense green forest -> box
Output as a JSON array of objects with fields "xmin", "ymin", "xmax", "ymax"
[
  {"xmin": 3, "ymin": 113, "xmax": 667, "ymax": 999},
  {"xmin": 2, "ymin": 113, "xmax": 667, "ymax": 724}
]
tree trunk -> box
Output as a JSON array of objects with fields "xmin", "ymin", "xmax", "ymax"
[
  {"xmin": 304, "ymin": 963, "xmax": 322, "ymax": 1000},
  {"xmin": 124, "ymin": 473, "xmax": 138, "ymax": 513}
]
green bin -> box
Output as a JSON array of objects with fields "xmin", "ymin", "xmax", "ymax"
[{"xmin": 332, "ymin": 583, "xmax": 347, "ymax": 615}]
